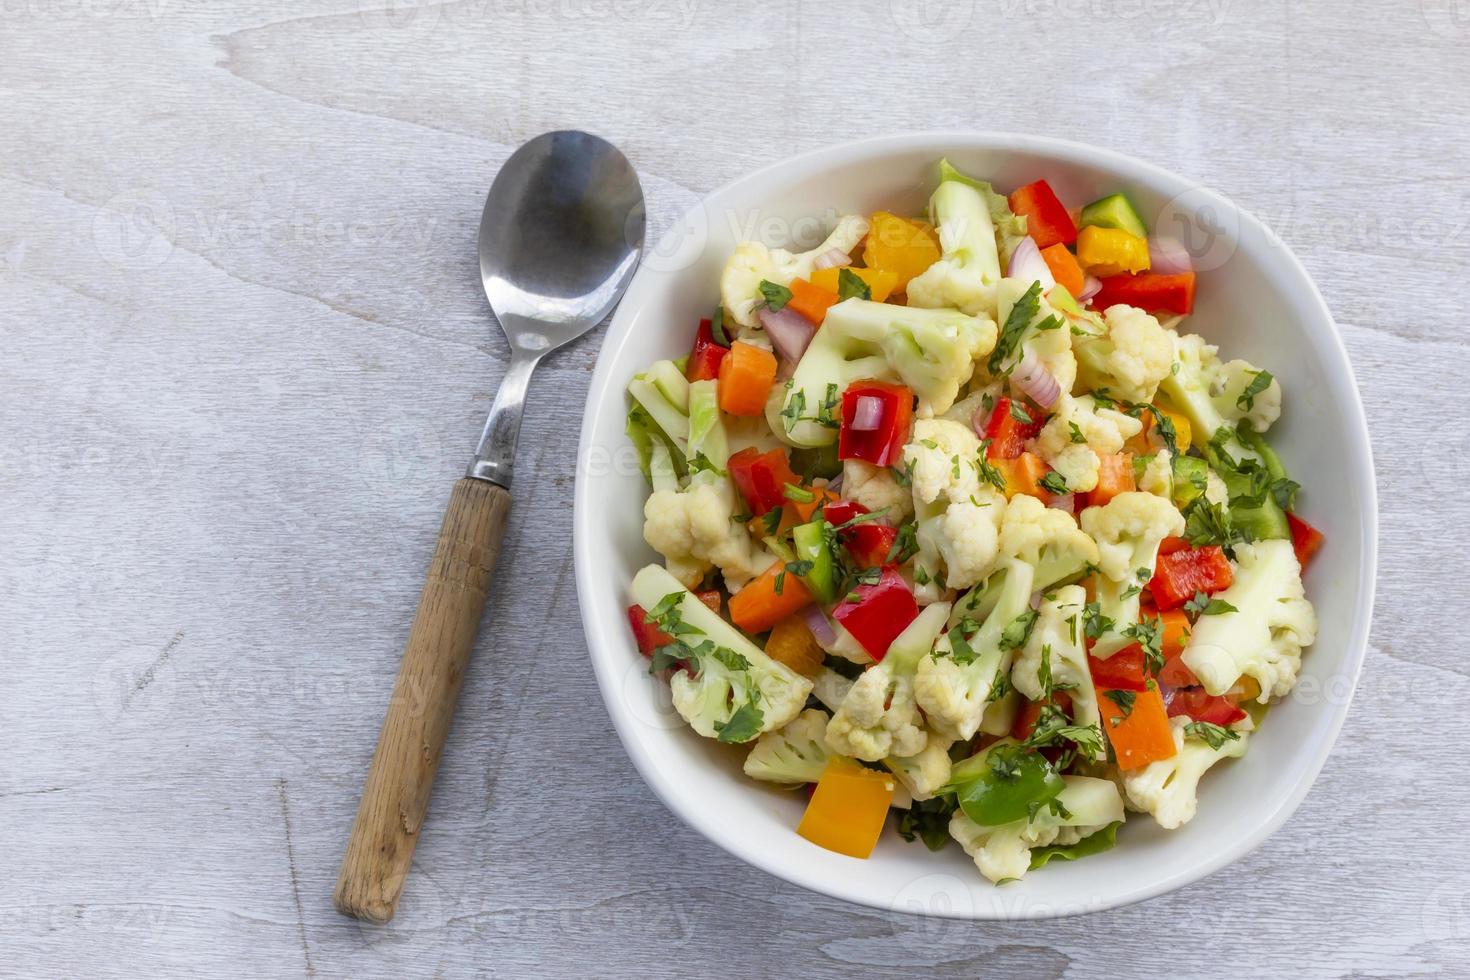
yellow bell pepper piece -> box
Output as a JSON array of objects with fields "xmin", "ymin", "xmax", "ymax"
[
  {"xmin": 1076, "ymin": 225, "xmax": 1151, "ymax": 276},
  {"xmin": 809, "ymin": 265, "xmax": 899, "ymax": 303},
  {"xmin": 763, "ymin": 616, "xmax": 825, "ymax": 678},
  {"xmin": 796, "ymin": 757, "xmax": 895, "ymax": 858},
  {"xmin": 1125, "ymin": 406, "xmax": 1192, "ymax": 456},
  {"xmin": 861, "ymin": 212, "xmax": 941, "ymax": 290}
]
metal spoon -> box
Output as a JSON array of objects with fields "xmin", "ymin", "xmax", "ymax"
[{"xmin": 335, "ymin": 131, "xmax": 645, "ymax": 923}]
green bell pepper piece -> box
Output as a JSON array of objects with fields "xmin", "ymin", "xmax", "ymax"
[{"xmin": 791, "ymin": 519, "xmax": 838, "ymax": 603}]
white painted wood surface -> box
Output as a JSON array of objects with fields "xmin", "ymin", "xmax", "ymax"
[{"xmin": 2, "ymin": 1, "xmax": 1466, "ymax": 975}]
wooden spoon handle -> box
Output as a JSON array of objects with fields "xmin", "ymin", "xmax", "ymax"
[{"xmin": 334, "ymin": 477, "xmax": 511, "ymax": 923}]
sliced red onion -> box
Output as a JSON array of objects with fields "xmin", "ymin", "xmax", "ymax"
[
  {"xmin": 826, "ymin": 473, "xmax": 844, "ymax": 495},
  {"xmin": 1010, "ymin": 350, "xmax": 1061, "ymax": 410},
  {"xmin": 758, "ymin": 306, "xmax": 817, "ymax": 364},
  {"xmin": 812, "ymin": 247, "xmax": 852, "ymax": 270},
  {"xmin": 800, "ymin": 604, "xmax": 837, "ymax": 647},
  {"xmin": 1148, "ymin": 236, "xmax": 1193, "ymax": 275},
  {"xmin": 850, "ymin": 395, "xmax": 884, "ymax": 431},
  {"xmin": 1078, "ymin": 275, "xmax": 1102, "ymax": 302},
  {"xmin": 1006, "ymin": 236, "xmax": 1055, "ymax": 290},
  {"xmin": 1047, "ymin": 493, "xmax": 1075, "ymax": 514}
]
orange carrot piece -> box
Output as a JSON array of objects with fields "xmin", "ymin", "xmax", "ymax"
[
  {"xmin": 1159, "ymin": 608, "xmax": 1191, "ymax": 661},
  {"xmin": 1085, "ymin": 453, "xmax": 1135, "ymax": 508},
  {"xmin": 1041, "ymin": 243, "xmax": 1085, "ymax": 297},
  {"xmin": 1100, "ymin": 685, "xmax": 1177, "ymax": 770},
  {"xmin": 786, "ymin": 278, "xmax": 841, "ymax": 325},
  {"xmin": 728, "ymin": 561, "xmax": 812, "ymax": 634},
  {"xmin": 717, "ymin": 341, "xmax": 778, "ymax": 416},
  {"xmin": 995, "ymin": 451, "xmax": 1051, "ymax": 502}
]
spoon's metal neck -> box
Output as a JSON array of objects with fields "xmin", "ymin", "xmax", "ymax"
[{"xmin": 467, "ymin": 347, "xmax": 544, "ymax": 488}]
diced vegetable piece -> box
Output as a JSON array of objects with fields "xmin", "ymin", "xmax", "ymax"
[
  {"xmin": 825, "ymin": 500, "xmax": 897, "ymax": 568},
  {"xmin": 717, "ymin": 341, "xmax": 778, "ymax": 416},
  {"xmin": 861, "ymin": 211, "xmax": 942, "ymax": 289},
  {"xmin": 797, "ymin": 757, "xmax": 896, "ymax": 858},
  {"xmin": 627, "ymin": 603, "xmax": 671, "ymax": 655},
  {"xmin": 994, "ymin": 451, "xmax": 1051, "ymax": 501},
  {"xmin": 786, "ymin": 277, "xmax": 841, "ymax": 325},
  {"xmin": 1083, "ymin": 453, "xmax": 1135, "ymax": 508},
  {"xmin": 810, "ymin": 266, "xmax": 899, "ymax": 303},
  {"xmin": 1149, "ymin": 545, "xmax": 1234, "ymax": 611},
  {"xmin": 1158, "ymin": 652, "xmax": 1199, "ymax": 688},
  {"xmin": 694, "ymin": 589, "xmax": 722, "ymax": 615},
  {"xmin": 831, "ymin": 565, "xmax": 919, "ymax": 660},
  {"xmin": 1167, "ymin": 687, "xmax": 1247, "ymax": 726},
  {"xmin": 947, "ymin": 741, "xmax": 1064, "ymax": 826},
  {"xmin": 1092, "ymin": 272, "xmax": 1196, "ymax": 315},
  {"xmin": 1076, "ymin": 226, "xmax": 1150, "ymax": 277},
  {"xmin": 1079, "ymin": 192, "xmax": 1148, "ymax": 238},
  {"xmin": 1040, "ymin": 243, "xmax": 1085, "ymax": 296},
  {"xmin": 1125, "ymin": 407, "xmax": 1191, "ymax": 456},
  {"xmin": 728, "ymin": 447, "xmax": 800, "ymax": 516},
  {"xmin": 763, "ymin": 616, "xmax": 826, "ymax": 678},
  {"xmin": 1007, "ymin": 180, "xmax": 1078, "ymax": 248},
  {"xmin": 686, "ymin": 317, "xmax": 728, "ymax": 382},
  {"xmin": 728, "ymin": 560, "xmax": 813, "ymax": 634},
  {"xmin": 982, "ymin": 396, "xmax": 1045, "ymax": 460},
  {"xmin": 1099, "ymin": 684, "xmax": 1176, "ymax": 770},
  {"xmin": 1170, "ymin": 455, "xmax": 1209, "ymax": 508},
  {"xmin": 1159, "ymin": 608, "xmax": 1190, "ymax": 660},
  {"xmin": 838, "ymin": 380, "xmax": 913, "ymax": 467},
  {"xmin": 1288, "ymin": 512, "xmax": 1324, "ymax": 567},
  {"xmin": 792, "ymin": 519, "xmax": 839, "ymax": 602},
  {"xmin": 1012, "ymin": 691, "xmax": 1074, "ymax": 740},
  {"xmin": 1089, "ymin": 644, "xmax": 1149, "ymax": 691}
]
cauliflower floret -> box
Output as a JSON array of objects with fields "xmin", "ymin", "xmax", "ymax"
[
  {"xmin": 903, "ymin": 419, "xmax": 1008, "ymax": 595},
  {"xmin": 1205, "ymin": 468, "xmax": 1230, "ymax": 506},
  {"xmin": 948, "ymin": 774, "xmax": 1125, "ymax": 884},
  {"xmin": 825, "ymin": 603, "xmax": 950, "ymax": 760},
  {"xmin": 1160, "ymin": 333, "xmax": 1283, "ymax": 440},
  {"xmin": 1123, "ymin": 717, "xmax": 1250, "ymax": 829},
  {"xmin": 630, "ymin": 565, "xmax": 812, "ymax": 741},
  {"xmin": 1137, "ymin": 450, "xmax": 1173, "ymax": 499},
  {"xmin": 774, "ymin": 300, "xmax": 996, "ymax": 446},
  {"xmin": 643, "ymin": 471, "xmax": 776, "ymax": 591},
  {"xmin": 885, "ymin": 734, "xmax": 955, "ymax": 801},
  {"xmin": 1073, "ymin": 304, "xmax": 1175, "ymax": 404},
  {"xmin": 1031, "ymin": 394, "xmax": 1144, "ymax": 494},
  {"xmin": 1079, "ymin": 492, "xmax": 1185, "ymax": 658},
  {"xmin": 1182, "ymin": 540, "xmax": 1317, "ymax": 698},
  {"xmin": 719, "ymin": 215, "xmax": 870, "ymax": 330},
  {"xmin": 906, "ymin": 179, "xmax": 1002, "ymax": 317},
  {"xmin": 842, "ymin": 459, "xmax": 913, "ymax": 521},
  {"xmin": 1010, "ymin": 585, "xmax": 1104, "ymax": 758},
  {"xmin": 743, "ymin": 709, "xmax": 833, "ymax": 784},
  {"xmin": 915, "ymin": 559, "xmax": 1034, "ymax": 740},
  {"xmin": 996, "ymin": 494, "xmax": 1099, "ymax": 591},
  {"xmin": 811, "ymin": 667, "xmax": 856, "ymax": 711},
  {"xmin": 1047, "ymin": 443, "xmax": 1102, "ymax": 494},
  {"xmin": 903, "ymin": 418, "xmax": 984, "ymax": 506},
  {"xmin": 816, "ymin": 620, "xmax": 874, "ymax": 666}
]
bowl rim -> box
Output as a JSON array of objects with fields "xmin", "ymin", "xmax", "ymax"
[{"xmin": 572, "ymin": 130, "xmax": 1378, "ymax": 919}]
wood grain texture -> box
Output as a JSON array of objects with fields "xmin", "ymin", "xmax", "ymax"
[
  {"xmin": 0, "ymin": 1, "xmax": 1466, "ymax": 977},
  {"xmin": 336, "ymin": 477, "xmax": 510, "ymax": 924}
]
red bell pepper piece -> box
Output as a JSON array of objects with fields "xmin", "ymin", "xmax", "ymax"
[
  {"xmin": 1092, "ymin": 272, "xmax": 1196, "ymax": 315},
  {"xmin": 1288, "ymin": 512, "xmax": 1324, "ymax": 568},
  {"xmin": 832, "ymin": 565, "xmax": 919, "ymax": 660},
  {"xmin": 728, "ymin": 447, "xmax": 801, "ymax": 516},
  {"xmin": 1149, "ymin": 545, "xmax": 1234, "ymax": 611},
  {"xmin": 1088, "ymin": 644, "xmax": 1150, "ymax": 692},
  {"xmin": 1158, "ymin": 651, "xmax": 1200, "ymax": 689},
  {"xmin": 685, "ymin": 317, "xmax": 728, "ymax": 382},
  {"xmin": 824, "ymin": 501, "xmax": 897, "ymax": 568},
  {"xmin": 1012, "ymin": 691, "xmax": 1074, "ymax": 740},
  {"xmin": 1167, "ymin": 687, "xmax": 1247, "ymax": 726},
  {"xmin": 982, "ymin": 396, "xmax": 1044, "ymax": 460},
  {"xmin": 1159, "ymin": 536, "xmax": 1190, "ymax": 555},
  {"xmin": 1007, "ymin": 179, "xmax": 1078, "ymax": 249},
  {"xmin": 627, "ymin": 604, "xmax": 671, "ymax": 655},
  {"xmin": 838, "ymin": 380, "xmax": 913, "ymax": 467}
]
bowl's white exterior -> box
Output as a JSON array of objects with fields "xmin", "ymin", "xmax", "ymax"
[{"xmin": 573, "ymin": 133, "xmax": 1376, "ymax": 919}]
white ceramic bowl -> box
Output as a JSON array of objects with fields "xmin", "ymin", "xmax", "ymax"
[{"xmin": 573, "ymin": 133, "xmax": 1376, "ymax": 918}]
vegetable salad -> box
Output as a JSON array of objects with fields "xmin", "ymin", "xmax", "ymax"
[{"xmin": 623, "ymin": 159, "xmax": 1322, "ymax": 883}]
